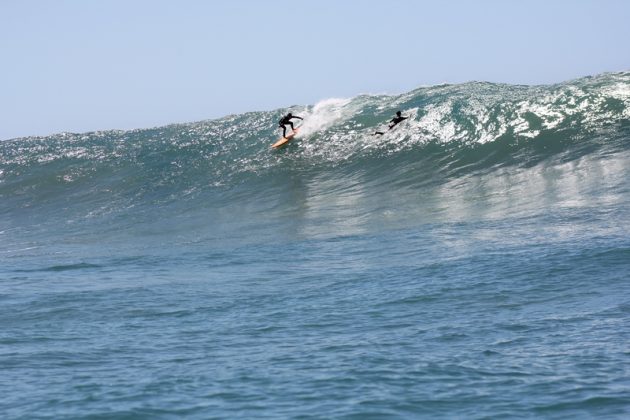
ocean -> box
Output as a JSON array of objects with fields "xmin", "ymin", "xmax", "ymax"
[{"xmin": 1, "ymin": 72, "xmax": 629, "ymax": 418}]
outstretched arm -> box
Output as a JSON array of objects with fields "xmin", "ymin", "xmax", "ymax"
[
  {"xmin": 291, "ymin": 116, "xmax": 303, "ymax": 120},
  {"xmin": 389, "ymin": 116, "xmax": 408, "ymax": 126}
]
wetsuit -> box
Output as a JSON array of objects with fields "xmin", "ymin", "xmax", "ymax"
[
  {"xmin": 279, "ymin": 114, "xmax": 303, "ymax": 138},
  {"xmin": 389, "ymin": 115, "xmax": 408, "ymax": 128},
  {"xmin": 375, "ymin": 112, "xmax": 408, "ymax": 135}
]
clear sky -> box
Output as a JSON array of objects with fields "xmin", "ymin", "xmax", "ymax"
[{"xmin": 2, "ymin": 0, "xmax": 629, "ymax": 140}]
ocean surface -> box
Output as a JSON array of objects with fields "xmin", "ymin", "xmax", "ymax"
[{"xmin": 1, "ymin": 72, "xmax": 630, "ymax": 419}]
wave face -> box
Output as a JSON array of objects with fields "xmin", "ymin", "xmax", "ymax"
[{"xmin": 1, "ymin": 72, "xmax": 630, "ymax": 253}]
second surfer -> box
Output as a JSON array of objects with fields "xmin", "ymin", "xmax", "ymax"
[{"xmin": 375, "ymin": 110, "xmax": 409, "ymax": 135}]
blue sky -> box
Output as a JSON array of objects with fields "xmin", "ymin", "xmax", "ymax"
[{"xmin": 2, "ymin": 0, "xmax": 629, "ymax": 140}]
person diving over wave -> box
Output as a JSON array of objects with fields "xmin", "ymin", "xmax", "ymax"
[
  {"xmin": 278, "ymin": 112, "xmax": 303, "ymax": 139},
  {"xmin": 374, "ymin": 111, "xmax": 409, "ymax": 135}
]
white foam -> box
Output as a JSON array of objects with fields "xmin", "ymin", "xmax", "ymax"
[
  {"xmin": 297, "ymin": 98, "xmax": 353, "ymax": 137},
  {"xmin": 417, "ymin": 102, "xmax": 459, "ymax": 143}
]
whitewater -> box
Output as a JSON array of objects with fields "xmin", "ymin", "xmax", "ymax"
[{"xmin": 1, "ymin": 72, "xmax": 630, "ymax": 418}]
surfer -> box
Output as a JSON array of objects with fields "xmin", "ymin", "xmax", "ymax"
[
  {"xmin": 375, "ymin": 111, "xmax": 409, "ymax": 135},
  {"xmin": 278, "ymin": 112, "xmax": 303, "ymax": 139}
]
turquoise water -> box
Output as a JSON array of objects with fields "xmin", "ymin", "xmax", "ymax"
[{"xmin": 2, "ymin": 72, "xmax": 630, "ymax": 418}]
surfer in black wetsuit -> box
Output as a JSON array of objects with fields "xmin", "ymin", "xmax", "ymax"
[
  {"xmin": 375, "ymin": 110, "xmax": 409, "ymax": 135},
  {"xmin": 278, "ymin": 112, "xmax": 303, "ymax": 138}
]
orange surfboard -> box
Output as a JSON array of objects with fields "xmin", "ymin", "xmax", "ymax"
[{"xmin": 272, "ymin": 127, "xmax": 299, "ymax": 148}]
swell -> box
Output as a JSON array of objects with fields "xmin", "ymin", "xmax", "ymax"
[{"xmin": 1, "ymin": 72, "xmax": 629, "ymax": 228}]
